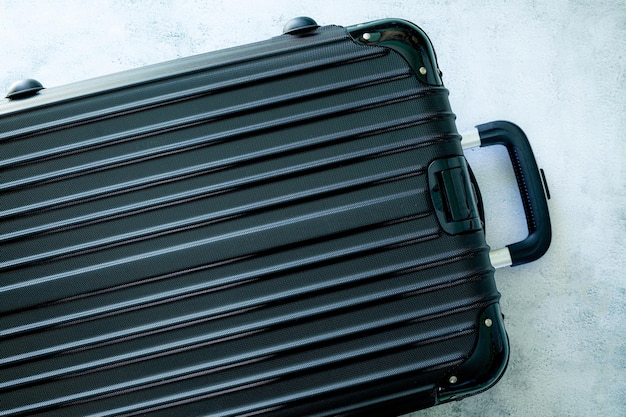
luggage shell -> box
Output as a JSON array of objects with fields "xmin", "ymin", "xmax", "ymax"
[{"xmin": 0, "ymin": 19, "xmax": 517, "ymax": 416}]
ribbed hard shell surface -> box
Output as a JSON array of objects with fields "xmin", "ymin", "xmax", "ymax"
[{"xmin": 0, "ymin": 26, "xmax": 498, "ymax": 416}]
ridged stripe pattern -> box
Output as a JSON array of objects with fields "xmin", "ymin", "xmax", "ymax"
[{"xmin": 0, "ymin": 26, "xmax": 498, "ymax": 416}]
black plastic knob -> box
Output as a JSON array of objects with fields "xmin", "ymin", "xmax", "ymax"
[
  {"xmin": 6, "ymin": 79, "xmax": 44, "ymax": 100},
  {"xmin": 283, "ymin": 17, "xmax": 319, "ymax": 35}
]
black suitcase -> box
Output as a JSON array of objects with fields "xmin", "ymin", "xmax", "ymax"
[{"xmin": 0, "ymin": 17, "xmax": 551, "ymax": 417}]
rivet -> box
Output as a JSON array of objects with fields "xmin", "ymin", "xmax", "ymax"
[
  {"xmin": 449, "ymin": 375, "xmax": 458, "ymax": 384},
  {"xmin": 362, "ymin": 32, "xmax": 372, "ymax": 41},
  {"xmin": 419, "ymin": 66, "xmax": 427, "ymax": 75},
  {"xmin": 485, "ymin": 318, "xmax": 493, "ymax": 327}
]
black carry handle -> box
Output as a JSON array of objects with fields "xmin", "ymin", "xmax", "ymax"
[{"xmin": 476, "ymin": 121, "xmax": 551, "ymax": 266}]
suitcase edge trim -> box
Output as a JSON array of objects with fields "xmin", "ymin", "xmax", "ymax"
[
  {"xmin": 346, "ymin": 18, "xmax": 443, "ymax": 86},
  {"xmin": 437, "ymin": 303, "xmax": 509, "ymax": 403}
]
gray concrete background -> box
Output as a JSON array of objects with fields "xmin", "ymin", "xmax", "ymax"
[{"xmin": 1, "ymin": 1, "xmax": 624, "ymax": 416}]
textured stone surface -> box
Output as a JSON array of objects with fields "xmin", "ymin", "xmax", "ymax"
[{"xmin": 1, "ymin": 1, "xmax": 624, "ymax": 416}]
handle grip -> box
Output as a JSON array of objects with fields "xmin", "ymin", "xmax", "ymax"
[{"xmin": 465, "ymin": 121, "xmax": 551, "ymax": 267}]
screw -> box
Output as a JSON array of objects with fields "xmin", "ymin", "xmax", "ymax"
[
  {"xmin": 362, "ymin": 33, "xmax": 372, "ymax": 41},
  {"xmin": 484, "ymin": 318, "xmax": 493, "ymax": 328},
  {"xmin": 419, "ymin": 67, "xmax": 427, "ymax": 75},
  {"xmin": 449, "ymin": 375, "xmax": 458, "ymax": 384}
]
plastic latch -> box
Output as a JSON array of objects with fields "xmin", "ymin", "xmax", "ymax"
[{"xmin": 428, "ymin": 156, "xmax": 482, "ymax": 235}]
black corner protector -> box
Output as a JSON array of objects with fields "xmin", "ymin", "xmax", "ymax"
[
  {"xmin": 346, "ymin": 18, "xmax": 443, "ymax": 86},
  {"xmin": 436, "ymin": 304, "xmax": 510, "ymax": 403}
]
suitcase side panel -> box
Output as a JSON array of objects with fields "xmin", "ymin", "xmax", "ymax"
[{"xmin": 0, "ymin": 24, "xmax": 503, "ymax": 416}]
